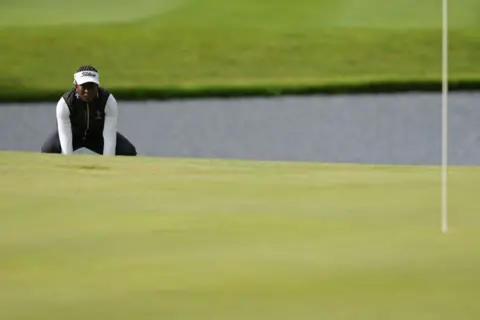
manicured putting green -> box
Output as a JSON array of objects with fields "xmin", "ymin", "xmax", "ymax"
[{"xmin": 1, "ymin": 151, "xmax": 480, "ymax": 319}]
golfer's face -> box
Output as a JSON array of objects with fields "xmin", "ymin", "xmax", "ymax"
[{"xmin": 77, "ymin": 82, "xmax": 98, "ymax": 102}]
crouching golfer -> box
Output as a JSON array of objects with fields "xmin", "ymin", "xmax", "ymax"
[{"xmin": 41, "ymin": 65, "xmax": 137, "ymax": 156}]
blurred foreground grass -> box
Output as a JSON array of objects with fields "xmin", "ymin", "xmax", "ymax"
[{"xmin": 0, "ymin": 151, "xmax": 479, "ymax": 319}]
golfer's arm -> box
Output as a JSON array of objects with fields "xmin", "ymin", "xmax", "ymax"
[
  {"xmin": 103, "ymin": 95, "xmax": 118, "ymax": 156},
  {"xmin": 56, "ymin": 98, "xmax": 73, "ymax": 155}
]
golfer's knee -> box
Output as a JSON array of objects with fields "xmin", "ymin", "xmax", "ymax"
[
  {"xmin": 127, "ymin": 145, "xmax": 137, "ymax": 156},
  {"xmin": 41, "ymin": 142, "xmax": 60, "ymax": 154},
  {"xmin": 41, "ymin": 131, "xmax": 62, "ymax": 154},
  {"xmin": 117, "ymin": 144, "xmax": 137, "ymax": 156}
]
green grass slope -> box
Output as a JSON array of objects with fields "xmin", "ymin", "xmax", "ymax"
[
  {"xmin": 1, "ymin": 151, "xmax": 480, "ymax": 319},
  {"xmin": 0, "ymin": 0, "xmax": 480, "ymax": 100},
  {"xmin": 0, "ymin": 0, "xmax": 479, "ymax": 100}
]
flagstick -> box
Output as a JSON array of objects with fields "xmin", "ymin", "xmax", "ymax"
[{"xmin": 441, "ymin": 0, "xmax": 449, "ymax": 234}]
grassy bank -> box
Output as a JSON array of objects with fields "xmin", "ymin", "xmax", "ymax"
[
  {"xmin": 0, "ymin": 0, "xmax": 479, "ymax": 101},
  {"xmin": 1, "ymin": 151, "xmax": 480, "ymax": 319}
]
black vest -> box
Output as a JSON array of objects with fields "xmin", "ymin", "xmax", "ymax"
[{"xmin": 62, "ymin": 87, "xmax": 111, "ymax": 139}]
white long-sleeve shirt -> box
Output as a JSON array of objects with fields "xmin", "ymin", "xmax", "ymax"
[{"xmin": 56, "ymin": 94, "xmax": 118, "ymax": 155}]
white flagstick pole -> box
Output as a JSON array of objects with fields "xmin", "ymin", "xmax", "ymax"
[{"xmin": 441, "ymin": 0, "xmax": 449, "ymax": 234}]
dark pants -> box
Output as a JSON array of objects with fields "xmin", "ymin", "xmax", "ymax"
[{"xmin": 41, "ymin": 130, "xmax": 137, "ymax": 156}]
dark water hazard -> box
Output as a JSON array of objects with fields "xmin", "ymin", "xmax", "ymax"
[{"xmin": 1, "ymin": 92, "xmax": 480, "ymax": 165}]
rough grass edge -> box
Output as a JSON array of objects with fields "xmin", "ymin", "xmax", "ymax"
[{"xmin": 1, "ymin": 77, "xmax": 480, "ymax": 103}]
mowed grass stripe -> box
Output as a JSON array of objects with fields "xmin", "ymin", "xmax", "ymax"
[
  {"xmin": 1, "ymin": 0, "xmax": 479, "ymax": 29},
  {"xmin": 135, "ymin": 0, "xmax": 479, "ymax": 30},
  {"xmin": 0, "ymin": 151, "xmax": 480, "ymax": 319},
  {"xmin": 332, "ymin": 0, "xmax": 480, "ymax": 28},
  {"xmin": 0, "ymin": 0, "xmax": 184, "ymax": 26}
]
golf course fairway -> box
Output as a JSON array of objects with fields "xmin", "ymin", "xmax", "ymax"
[
  {"xmin": 0, "ymin": 0, "xmax": 479, "ymax": 100},
  {"xmin": 1, "ymin": 151, "xmax": 480, "ymax": 319}
]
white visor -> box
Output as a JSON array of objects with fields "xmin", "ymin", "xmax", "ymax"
[{"xmin": 74, "ymin": 70, "xmax": 100, "ymax": 85}]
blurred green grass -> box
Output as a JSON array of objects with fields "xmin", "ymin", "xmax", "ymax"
[
  {"xmin": 1, "ymin": 151, "xmax": 480, "ymax": 319},
  {"xmin": 0, "ymin": 0, "xmax": 479, "ymax": 97}
]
